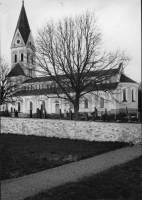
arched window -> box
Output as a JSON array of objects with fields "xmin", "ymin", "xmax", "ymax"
[
  {"xmin": 100, "ymin": 97, "xmax": 104, "ymax": 108},
  {"xmin": 18, "ymin": 102, "xmax": 21, "ymax": 112},
  {"xmin": 35, "ymin": 85, "xmax": 37, "ymax": 90},
  {"xmin": 132, "ymin": 89, "xmax": 135, "ymax": 102},
  {"xmin": 122, "ymin": 88, "xmax": 127, "ymax": 102},
  {"xmin": 21, "ymin": 53, "xmax": 23, "ymax": 61},
  {"xmin": 15, "ymin": 54, "xmax": 17, "ymax": 63},
  {"xmin": 84, "ymin": 99, "xmax": 89, "ymax": 108}
]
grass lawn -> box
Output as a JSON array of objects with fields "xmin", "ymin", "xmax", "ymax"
[
  {"xmin": 1, "ymin": 133, "xmax": 128, "ymax": 181},
  {"xmin": 25, "ymin": 156, "xmax": 142, "ymax": 200}
]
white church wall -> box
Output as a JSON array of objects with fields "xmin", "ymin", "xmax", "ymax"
[
  {"xmin": 5, "ymin": 81, "xmax": 138, "ymax": 115},
  {"xmin": 115, "ymin": 83, "xmax": 138, "ymax": 113}
]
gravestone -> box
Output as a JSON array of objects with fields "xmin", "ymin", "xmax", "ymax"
[
  {"xmin": 92, "ymin": 112, "xmax": 95, "ymax": 121},
  {"xmin": 95, "ymin": 107, "xmax": 98, "ymax": 118},
  {"xmin": 64, "ymin": 109, "xmax": 67, "ymax": 118},
  {"xmin": 85, "ymin": 113, "xmax": 88, "ymax": 121},
  {"xmin": 30, "ymin": 110, "xmax": 32, "ymax": 118},
  {"xmin": 37, "ymin": 108, "xmax": 40, "ymax": 118},
  {"xmin": 15, "ymin": 110, "xmax": 18, "ymax": 117},
  {"xmin": 40, "ymin": 104, "xmax": 43, "ymax": 118},
  {"xmin": 69, "ymin": 110, "xmax": 73, "ymax": 120},
  {"xmin": 59, "ymin": 109, "xmax": 62, "ymax": 118},
  {"xmin": 105, "ymin": 108, "xmax": 107, "ymax": 121}
]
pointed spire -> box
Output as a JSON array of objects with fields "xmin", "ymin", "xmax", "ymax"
[{"xmin": 14, "ymin": 1, "xmax": 31, "ymax": 44}]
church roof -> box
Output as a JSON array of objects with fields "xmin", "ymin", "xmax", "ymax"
[
  {"xmin": 23, "ymin": 68, "xmax": 120, "ymax": 84},
  {"xmin": 13, "ymin": 2, "xmax": 31, "ymax": 44},
  {"xmin": 120, "ymin": 74, "xmax": 137, "ymax": 84},
  {"xmin": 13, "ymin": 82, "xmax": 119, "ymax": 97},
  {"xmin": 7, "ymin": 63, "xmax": 26, "ymax": 77}
]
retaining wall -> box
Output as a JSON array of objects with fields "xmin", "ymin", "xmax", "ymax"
[{"xmin": 1, "ymin": 117, "xmax": 141, "ymax": 144}]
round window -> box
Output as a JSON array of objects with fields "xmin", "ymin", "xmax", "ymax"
[{"xmin": 17, "ymin": 39, "xmax": 20, "ymax": 44}]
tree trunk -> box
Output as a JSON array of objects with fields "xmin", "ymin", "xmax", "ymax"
[{"xmin": 74, "ymin": 98, "xmax": 79, "ymax": 120}]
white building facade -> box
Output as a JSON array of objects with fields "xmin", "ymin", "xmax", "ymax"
[{"xmin": 5, "ymin": 2, "xmax": 139, "ymax": 117}]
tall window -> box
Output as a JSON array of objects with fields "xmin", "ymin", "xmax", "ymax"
[
  {"xmin": 132, "ymin": 89, "xmax": 135, "ymax": 102},
  {"xmin": 123, "ymin": 89, "xmax": 127, "ymax": 102},
  {"xmin": 21, "ymin": 53, "xmax": 23, "ymax": 61},
  {"xmin": 15, "ymin": 54, "xmax": 17, "ymax": 62},
  {"xmin": 100, "ymin": 97, "xmax": 104, "ymax": 108},
  {"xmin": 84, "ymin": 99, "xmax": 89, "ymax": 108},
  {"xmin": 18, "ymin": 102, "xmax": 20, "ymax": 112},
  {"xmin": 29, "ymin": 69, "xmax": 32, "ymax": 77}
]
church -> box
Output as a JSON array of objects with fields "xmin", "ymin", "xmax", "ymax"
[{"xmin": 6, "ymin": 2, "xmax": 139, "ymax": 117}]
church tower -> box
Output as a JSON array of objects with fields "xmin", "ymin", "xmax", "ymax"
[{"xmin": 10, "ymin": 1, "xmax": 36, "ymax": 78}]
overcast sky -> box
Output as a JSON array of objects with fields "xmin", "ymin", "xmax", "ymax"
[{"xmin": 0, "ymin": 0, "xmax": 141, "ymax": 82}]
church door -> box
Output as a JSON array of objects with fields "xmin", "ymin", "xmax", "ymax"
[{"xmin": 55, "ymin": 102, "xmax": 59, "ymax": 114}]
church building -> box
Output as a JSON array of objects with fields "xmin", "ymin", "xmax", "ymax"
[{"xmin": 6, "ymin": 2, "xmax": 139, "ymax": 117}]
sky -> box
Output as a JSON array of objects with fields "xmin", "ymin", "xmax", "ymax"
[{"xmin": 0, "ymin": 0, "xmax": 141, "ymax": 82}]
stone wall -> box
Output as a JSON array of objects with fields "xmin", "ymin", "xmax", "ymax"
[{"xmin": 1, "ymin": 117, "xmax": 141, "ymax": 144}]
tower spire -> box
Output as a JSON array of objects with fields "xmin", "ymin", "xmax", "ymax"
[{"xmin": 12, "ymin": 2, "xmax": 30, "ymax": 45}]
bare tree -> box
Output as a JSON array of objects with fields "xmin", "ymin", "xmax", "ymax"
[
  {"xmin": 138, "ymin": 82, "xmax": 142, "ymax": 116},
  {"xmin": 33, "ymin": 12, "xmax": 130, "ymax": 119},
  {"xmin": 0, "ymin": 58, "xmax": 19, "ymax": 105}
]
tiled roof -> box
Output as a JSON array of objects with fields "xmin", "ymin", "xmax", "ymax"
[
  {"xmin": 120, "ymin": 74, "xmax": 137, "ymax": 84},
  {"xmin": 7, "ymin": 63, "xmax": 26, "ymax": 77},
  {"xmin": 23, "ymin": 76, "xmax": 53, "ymax": 83},
  {"xmin": 23, "ymin": 68, "xmax": 120, "ymax": 84},
  {"xmin": 14, "ymin": 3, "xmax": 31, "ymax": 44},
  {"xmin": 13, "ymin": 82, "xmax": 118, "ymax": 97},
  {"xmin": 13, "ymin": 88, "xmax": 63, "ymax": 97}
]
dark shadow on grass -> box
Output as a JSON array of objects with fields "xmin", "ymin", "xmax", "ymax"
[{"xmin": 1, "ymin": 133, "xmax": 129, "ymax": 181}]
